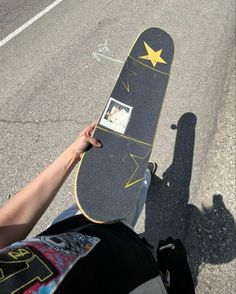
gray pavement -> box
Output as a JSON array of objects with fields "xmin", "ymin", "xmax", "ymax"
[
  {"xmin": 0, "ymin": 0, "xmax": 55, "ymax": 39},
  {"xmin": 0, "ymin": 0, "xmax": 235, "ymax": 293}
]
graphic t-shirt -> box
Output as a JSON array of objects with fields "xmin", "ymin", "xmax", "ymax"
[
  {"xmin": 0, "ymin": 231, "xmax": 99, "ymax": 293},
  {"xmin": 0, "ymin": 215, "xmax": 166, "ymax": 294}
]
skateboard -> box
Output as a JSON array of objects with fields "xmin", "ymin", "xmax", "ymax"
[{"xmin": 74, "ymin": 27, "xmax": 174, "ymax": 223}]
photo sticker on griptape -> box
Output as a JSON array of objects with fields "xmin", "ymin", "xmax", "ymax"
[{"xmin": 99, "ymin": 97, "xmax": 133, "ymax": 134}]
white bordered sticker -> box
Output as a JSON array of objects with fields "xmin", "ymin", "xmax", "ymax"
[{"xmin": 100, "ymin": 97, "xmax": 133, "ymax": 134}]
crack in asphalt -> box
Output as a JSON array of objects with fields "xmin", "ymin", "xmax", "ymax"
[{"xmin": 0, "ymin": 118, "xmax": 85, "ymax": 125}]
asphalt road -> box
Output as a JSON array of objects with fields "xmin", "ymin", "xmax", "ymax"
[{"xmin": 0, "ymin": 0, "xmax": 235, "ymax": 293}]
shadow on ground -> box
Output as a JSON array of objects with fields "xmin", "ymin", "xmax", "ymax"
[{"xmin": 144, "ymin": 112, "xmax": 236, "ymax": 286}]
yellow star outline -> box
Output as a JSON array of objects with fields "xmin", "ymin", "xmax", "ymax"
[
  {"xmin": 139, "ymin": 41, "xmax": 167, "ymax": 68},
  {"xmin": 125, "ymin": 149, "xmax": 151, "ymax": 189},
  {"xmin": 121, "ymin": 65, "xmax": 137, "ymax": 92}
]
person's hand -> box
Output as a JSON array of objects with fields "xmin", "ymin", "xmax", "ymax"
[{"xmin": 70, "ymin": 121, "xmax": 102, "ymax": 160}]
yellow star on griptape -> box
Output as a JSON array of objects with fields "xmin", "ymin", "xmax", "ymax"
[
  {"xmin": 125, "ymin": 149, "xmax": 151, "ymax": 189},
  {"xmin": 121, "ymin": 65, "xmax": 137, "ymax": 92},
  {"xmin": 139, "ymin": 41, "xmax": 167, "ymax": 68}
]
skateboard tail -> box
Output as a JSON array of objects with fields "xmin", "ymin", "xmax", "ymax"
[{"xmin": 74, "ymin": 153, "xmax": 121, "ymax": 223}]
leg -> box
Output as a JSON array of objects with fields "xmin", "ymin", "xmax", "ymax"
[
  {"xmin": 50, "ymin": 203, "xmax": 81, "ymax": 225},
  {"xmin": 122, "ymin": 168, "xmax": 151, "ymax": 229}
]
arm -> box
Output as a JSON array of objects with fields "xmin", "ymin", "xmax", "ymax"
[{"xmin": 0, "ymin": 122, "xmax": 101, "ymax": 248}]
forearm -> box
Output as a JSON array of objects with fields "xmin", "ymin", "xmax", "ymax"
[
  {"xmin": 0, "ymin": 121, "xmax": 101, "ymax": 248},
  {"xmin": 0, "ymin": 144, "xmax": 79, "ymax": 247}
]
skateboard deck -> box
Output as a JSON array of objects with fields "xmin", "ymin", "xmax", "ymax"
[{"xmin": 75, "ymin": 27, "xmax": 174, "ymax": 223}]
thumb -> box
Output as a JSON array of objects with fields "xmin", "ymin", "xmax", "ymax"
[{"xmin": 87, "ymin": 137, "xmax": 102, "ymax": 148}]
